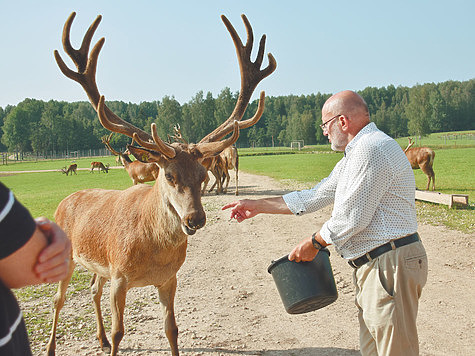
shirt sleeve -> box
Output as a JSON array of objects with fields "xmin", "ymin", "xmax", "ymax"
[
  {"xmin": 0, "ymin": 183, "xmax": 36, "ymax": 260},
  {"xmin": 319, "ymin": 142, "xmax": 394, "ymax": 247},
  {"xmin": 282, "ymin": 157, "xmax": 344, "ymax": 215}
]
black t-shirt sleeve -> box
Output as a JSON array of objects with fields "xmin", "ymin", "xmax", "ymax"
[{"xmin": 0, "ymin": 183, "xmax": 36, "ymax": 260}]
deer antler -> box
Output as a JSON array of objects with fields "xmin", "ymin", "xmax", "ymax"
[
  {"xmin": 101, "ymin": 133, "xmax": 122, "ymax": 156},
  {"xmin": 405, "ymin": 138, "xmax": 415, "ymax": 153},
  {"xmin": 172, "ymin": 124, "xmax": 188, "ymax": 144},
  {"xmin": 199, "ymin": 14, "xmax": 277, "ymax": 144},
  {"xmin": 55, "ymin": 12, "xmax": 178, "ymax": 157},
  {"xmin": 56, "ymin": 13, "xmax": 275, "ymax": 159}
]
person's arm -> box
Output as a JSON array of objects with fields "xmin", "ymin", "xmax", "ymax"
[
  {"xmin": 0, "ymin": 224, "xmax": 48, "ymax": 288},
  {"xmin": 288, "ymin": 231, "xmax": 329, "ymax": 262},
  {"xmin": 222, "ymin": 196, "xmax": 292, "ymax": 222},
  {"xmin": 0, "ymin": 218, "xmax": 71, "ymax": 289},
  {"xmin": 34, "ymin": 218, "xmax": 71, "ymax": 283}
]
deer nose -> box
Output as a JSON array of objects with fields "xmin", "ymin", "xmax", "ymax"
[{"xmin": 184, "ymin": 212, "xmax": 206, "ymax": 231}]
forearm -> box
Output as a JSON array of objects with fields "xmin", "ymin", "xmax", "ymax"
[
  {"xmin": 256, "ymin": 196, "xmax": 293, "ymax": 215},
  {"xmin": 0, "ymin": 226, "xmax": 49, "ymax": 288}
]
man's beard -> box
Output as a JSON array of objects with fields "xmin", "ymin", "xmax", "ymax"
[{"xmin": 330, "ymin": 123, "xmax": 346, "ymax": 152}]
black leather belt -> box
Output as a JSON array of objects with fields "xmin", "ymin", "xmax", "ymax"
[{"xmin": 348, "ymin": 233, "xmax": 420, "ymax": 269}]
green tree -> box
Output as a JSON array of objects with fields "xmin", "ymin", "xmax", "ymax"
[
  {"xmin": 1, "ymin": 99, "xmax": 43, "ymax": 153},
  {"xmin": 188, "ymin": 91, "xmax": 215, "ymax": 143},
  {"xmin": 406, "ymin": 85, "xmax": 433, "ymax": 136},
  {"xmin": 154, "ymin": 96, "xmax": 182, "ymax": 141}
]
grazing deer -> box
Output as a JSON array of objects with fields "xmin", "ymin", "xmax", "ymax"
[
  {"xmin": 102, "ymin": 133, "xmax": 159, "ymax": 185},
  {"xmin": 404, "ymin": 138, "xmax": 436, "ymax": 190},
  {"xmin": 61, "ymin": 163, "xmax": 77, "ymax": 176},
  {"xmin": 90, "ymin": 161, "xmax": 109, "ymax": 173},
  {"xmin": 47, "ymin": 12, "xmax": 276, "ymax": 356}
]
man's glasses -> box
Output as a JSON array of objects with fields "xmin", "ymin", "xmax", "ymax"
[{"xmin": 319, "ymin": 114, "xmax": 341, "ymax": 131}]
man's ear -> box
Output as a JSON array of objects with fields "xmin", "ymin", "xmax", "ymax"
[
  {"xmin": 339, "ymin": 115, "xmax": 350, "ymax": 131},
  {"xmin": 127, "ymin": 145, "xmax": 164, "ymax": 164}
]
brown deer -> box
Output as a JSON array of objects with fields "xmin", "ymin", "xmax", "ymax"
[
  {"xmin": 90, "ymin": 161, "xmax": 109, "ymax": 173},
  {"xmin": 61, "ymin": 163, "xmax": 77, "ymax": 176},
  {"xmin": 171, "ymin": 124, "xmax": 225, "ymax": 195},
  {"xmin": 209, "ymin": 145, "xmax": 239, "ymax": 195},
  {"xmin": 202, "ymin": 155, "xmax": 225, "ymax": 194},
  {"xmin": 404, "ymin": 138, "xmax": 436, "ymax": 190},
  {"xmin": 102, "ymin": 133, "xmax": 159, "ymax": 185},
  {"xmin": 47, "ymin": 12, "xmax": 276, "ymax": 356}
]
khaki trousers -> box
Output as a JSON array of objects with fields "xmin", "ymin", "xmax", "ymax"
[{"xmin": 353, "ymin": 241, "xmax": 428, "ymax": 356}]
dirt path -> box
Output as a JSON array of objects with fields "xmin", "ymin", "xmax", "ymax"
[{"xmin": 28, "ymin": 172, "xmax": 474, "ymax": 356}]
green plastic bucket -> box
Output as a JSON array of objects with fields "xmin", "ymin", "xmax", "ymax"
[{"xmin": 267, "ymin": 248, "xmax": 338, "ymax": 314}]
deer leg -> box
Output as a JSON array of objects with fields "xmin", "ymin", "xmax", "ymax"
[
  {"xmin": 201, "ymin": 174, "xmax": 210, "ymax": 195},
  {"xmin": 209, "ymin": 170, "xmax": 222, "ymax": 194},
  {"xmin": 156, "ymin": 276, "xmax": 179, "ymax": 356},
  {"xmin": 222, "ymin": 169, "xmax": 230, "ymax": 194},
  {"xmin": 235, "ymin": 155, "xmax": 239, "ymax": 195},
  {"xmin": 420, "ymin": 162, "xmax": 435, "ymax": 191},
  {"xmin": 427, "ymin": 165, "xmax": 435, "ymax": 191},
  {"xmin": 90, "ymin": 274, "xmax": 111, "ymax": 353},
  {"xmin": 235, "ymin": 167, "xmax": 239, "ymax": 196},
  {"xmin": 46, "ymin": 260, "xmax": 76, "ymax": 356},
  {"xmin": 209, "ymin": 175, "xmax": 218, "ymax": 193},
  {"xmin": 109, "ymin": 277, "xmax": 128, "ymax": 356}
]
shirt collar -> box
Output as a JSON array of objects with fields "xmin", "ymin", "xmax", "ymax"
[{"xmin": 344, "ymin": 122, "xmax": 378, "ymax": 156}]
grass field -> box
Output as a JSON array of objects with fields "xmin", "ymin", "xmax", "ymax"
[
  {"xmin": 237, "ymin": 130, "xmax": 475, "ymax": 156},
  {"xmin": 1, "ymin": 146, "xmax": 473, "ymax": 233}
]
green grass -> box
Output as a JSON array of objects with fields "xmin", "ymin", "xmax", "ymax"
[
  {"xmin": 240, "ymin": 151, "xmax": 343, "ymax": 184},
  {"xmin": 1, "ymin": 146, "xmax": 473, "ymax": 231},
  {"xmin": 239, "ymin": 148, "xmax": 474, "ymax": 234},
  {"xmin": 240, "ymin": 148, "xmax": 474, "ymax": 198},
  {"xmin": 0, "ymin": 155, "xmax": 119, "ymax": 171},
  {"xmin": 394, "ymin": 130, "xmax": 475, "ymax": 149},
  {"xmin": 0, "ymin": 157, "xmax": 141, "ymax": 219}
]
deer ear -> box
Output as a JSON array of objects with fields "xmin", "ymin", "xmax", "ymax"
[{"xmin": 189, "ymin": 145, "xmax": 204, "ymax": 160}]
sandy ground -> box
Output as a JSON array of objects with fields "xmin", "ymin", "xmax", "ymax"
[{"xmin": 27, "ymin": 171, "xmax": 474, "ymax": 356}]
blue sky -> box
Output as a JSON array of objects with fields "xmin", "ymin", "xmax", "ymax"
[{"xmin": 0, "ymin": 0, "xmax": 473, "ymax": 108}]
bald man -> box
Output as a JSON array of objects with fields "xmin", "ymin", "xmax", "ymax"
[{"xmin": 223, "ymin": 90, "xmax": 428, "ymax": 355}]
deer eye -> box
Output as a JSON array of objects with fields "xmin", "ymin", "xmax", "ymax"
[{"xmin": 165, "ymin": 173, "xmax": 176, "ymax": 185}]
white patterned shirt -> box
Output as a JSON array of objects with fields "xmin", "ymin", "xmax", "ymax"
[{"xmin": 283, "ymin": 123, "xmax": 418, "ymax": 260}]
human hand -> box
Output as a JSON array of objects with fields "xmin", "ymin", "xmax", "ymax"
[
  {"xmin": 222, "ymin": 199, "xmax": 259, "ymax": 223},
  {"xmin": 288, "ymin": 236, "xmax": 318, "ymax": 262},
  {"xmin": 34, "ymin": 218, "xmax": 71, "ymax": 283}
]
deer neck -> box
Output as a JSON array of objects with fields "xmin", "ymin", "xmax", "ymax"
[
  {"xmin": 138, "ymin": 179, "xmax": 187, "ymax": 248},
  {"xmin": 120, "ymin": 154, "xmax": 133, "ymax": 167}
]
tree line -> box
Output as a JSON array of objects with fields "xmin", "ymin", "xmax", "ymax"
[{"xmin": 1, "ymin": 79, "xmax": 473, "ymax": 154}]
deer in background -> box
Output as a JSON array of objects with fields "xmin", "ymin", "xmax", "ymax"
[
  {"xmin": 209, "ymin": 145, "xmax": 239, "ymax": 195},
  {"xmin": 171, "ymin": 124, "xmax": 227, "ymax": 195},
  {"xmin": 90, "ymin": 161, "xmax": 109, "ymax": 173},
  {"xmin": 61, "ymin": 163, "xmax": 77, "ymax": 176},
  {"xmin": 102, "ymin": 133, "xmax": 159, "ymax": 185},
  {"xmin": 404, "ymin": 138, "xmax": 436, "ymax": 190},
  {"xmin": 48, "ymin": 12, "xmax": 276, "ymax": 356}
]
